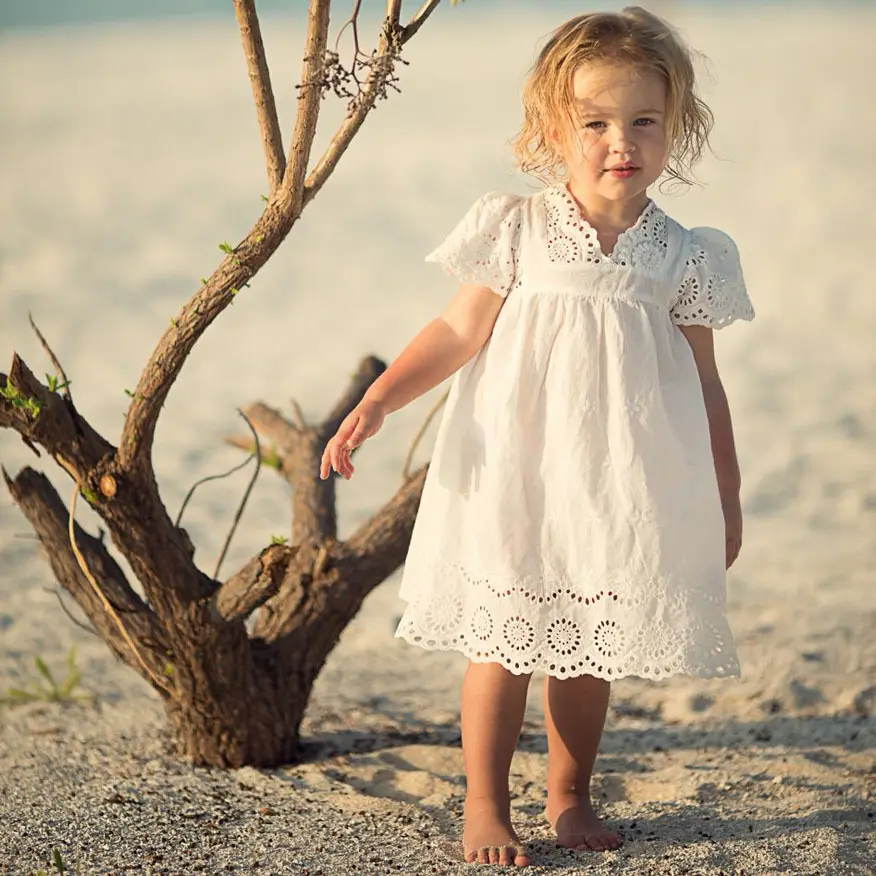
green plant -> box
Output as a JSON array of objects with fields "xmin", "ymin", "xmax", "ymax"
[
  {"xmin": 0, "ymin": 381, "xmax": 43, "ymax": 418},
  {"xmin": 270, "ymin": 534, "xmax": 289, "ymax": 545},
  {"xmin": 1, "ymin": 647, "xmax": 89, "ymax": 705},
  {"xmin": 45, "ymin": 374, "xmax": 71, "ymax": 394},
  {"xmin": 31, "ymin": 847, "xmax": 83, "ymax": 875}
]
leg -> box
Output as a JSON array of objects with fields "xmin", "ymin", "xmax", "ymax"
[
  {"xmin": 543, "ymin": 674, "xmax": 621, "ymax": 852},
  {"xmin": 461, "ymin": 661, "xmax": 532, "ymax": 866}
]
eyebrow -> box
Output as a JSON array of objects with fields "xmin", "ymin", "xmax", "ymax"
[{"xmin": 574, "ymin": 106, "xmax": 665, "ymax": 116}]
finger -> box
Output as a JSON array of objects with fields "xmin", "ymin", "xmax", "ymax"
[
  {"xmin": 320, "ymin": 440, "xmax": 339, "ymax": 479},
  {"xmin": 338, "ymin": 445, "xmax": 353, "ymax": 479},
  {"xmin": 334, "ymin": 442, "xmax": 350, "ymax": 478},
  {"xmin": 337, "ymin": 440, "xmax": 357, "ymax": 479},
  {"xmin": 346, "ymin": 427, "xmax": 369, "ymax": 452}
]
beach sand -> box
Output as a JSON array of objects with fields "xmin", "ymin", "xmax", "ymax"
[{"xmin": 1, "ymin": 4, "xmax": 874, "ymax": 874}]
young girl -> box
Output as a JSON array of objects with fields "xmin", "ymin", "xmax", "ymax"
[{"xmin": 320, "ymin": 6, "xmax": 753, "ymax": 867}]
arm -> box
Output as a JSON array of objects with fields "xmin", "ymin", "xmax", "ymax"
[
  {"xmin": 319, "ymin": 283, "xmax": 505, "ymax": 480},
  {"xmin": 678, "ymin": 324, "xmax": 743, "ymax": 568}
]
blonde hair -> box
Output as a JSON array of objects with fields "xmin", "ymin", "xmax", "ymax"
[{"xmin": 513, "ymin": 6, "xmax": 713, "ymax": 186}]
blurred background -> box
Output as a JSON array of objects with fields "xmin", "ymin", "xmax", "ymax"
[{"xmin": 1, "ymin": 1, "xmax": 874, "ymax": 718}]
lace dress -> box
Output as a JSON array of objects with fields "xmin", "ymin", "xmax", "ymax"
[{"xmin": 394, "ymin": 184, "xmax": 755, "ymax": 680}]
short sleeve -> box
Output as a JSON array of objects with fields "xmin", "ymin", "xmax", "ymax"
[
  {"xmin": 425, "ymin": 192, "xmax": 524, "ymax": 297},
  {"xmin": 670, "ymin": 227, "xmax": 755, "ymax": 329}
]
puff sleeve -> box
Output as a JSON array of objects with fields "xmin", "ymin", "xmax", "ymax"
[
  {"xmin": 670, "ymin": 227, "xmax": 755, "ymax": 329},
  {"xmin": 425, "ymin": 192, "xmax": 524, "ymax": 298}
]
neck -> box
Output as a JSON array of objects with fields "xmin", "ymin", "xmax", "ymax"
[{"xmin": 564, "ymin": 180, "xmax": 650, "ymax": 232}]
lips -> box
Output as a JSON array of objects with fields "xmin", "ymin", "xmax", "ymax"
[{"xmin": 607, "ymin": 163, "xmax": 638, "ymax": 172}]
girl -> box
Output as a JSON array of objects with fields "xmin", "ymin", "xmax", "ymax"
[{"xmin": 320, "ymin": 6, "xmax": 753, "ymax": 868}]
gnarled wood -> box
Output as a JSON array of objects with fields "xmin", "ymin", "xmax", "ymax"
[
  {"xmin": 2, "ymin": 0, "xmax": 447, "ymax": 768},
  {"xmin": 4, "ymin": 466, "xmax": 171, "ymax": 688}
]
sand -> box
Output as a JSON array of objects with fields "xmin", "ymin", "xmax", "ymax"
[{"xmin": 1, "ymin": 3, "xmax": 875, "ymax": 874}]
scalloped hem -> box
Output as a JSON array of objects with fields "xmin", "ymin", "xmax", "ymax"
[{"xmin": 394, "ymin": 627, "xmax": 741, "ymax": 682}]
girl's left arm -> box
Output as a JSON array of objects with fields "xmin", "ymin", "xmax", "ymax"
[{"xmin": 679, "ymin": 324, "xmax": 743, "ymax": 568}]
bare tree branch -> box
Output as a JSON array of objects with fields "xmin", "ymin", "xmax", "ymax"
[
  {"xmin": 233, "ymin": 0, "xmax": 286, "ymax": 194},
  {"xmin": 289, "ymin": 398, "xmax": 308, "ymax": 429},
  {"xmin": 28, "ymin": 313, "xmax": 72, "ymax": 403},
  {"xmin": 43, "ymin": 586, "xmax": 99, "ymax": 637},
  {"xmin": 65, "ymin": 478, "xmax": 173, "ymax": 694},
  {"xmin": 4, "ymin": 467, "xmax": 172, "ymax": 688},
  {"xmin": 345, "ymin": 464, "xmax": 426, "ymax": 578},
  {"xmin": 303, "ymin": 9, "xmax": 424, "ymax": 208},
  {"xmin": 117, "ymin": 1, "xmax": 438, "ymax": 475},
  {"xmin": 282, "ymin": 0, "xmax": 332, "ymax": 211},
  {"xmin": 212, "ymin": 543, "xmax": 299, "ymax": 624},
  {"xmin": 335, "ymin": 0, "xmax": 364, "ymax": 56},
  {"xmin": 213, "ymin": 410, "xmax": 262, "ymax": 579},
  {"xmin": 402, "ymin": 0, "xmax": 443, "ymax": 42},
  {"xmin": 1, "ymin": 356, "xmax": 112, "ymax": 476},
  {"xmin": 176, "ymin": 452, "xmax": 255, "ymax": 528},
  {"xmin": 386, "ymin": 0, "xmax": 403, "ymax": 26}
]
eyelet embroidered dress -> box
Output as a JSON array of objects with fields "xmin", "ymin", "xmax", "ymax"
[{"xmin": 394, "ymin": 185, "xmax": 754, "ymax": 680}]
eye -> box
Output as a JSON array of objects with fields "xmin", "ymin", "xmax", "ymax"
[
  {"xmin": 583, "ymin": 120, "xmax": 606, "ymax": 130},
  {"xmin": 633, "ymin": 117, "xmax": 656, "ymax": 127}
]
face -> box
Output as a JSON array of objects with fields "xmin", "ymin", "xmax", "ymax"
[{"xmin": 551, "ymin": 63, "xmax": 669, "ymax": 211}]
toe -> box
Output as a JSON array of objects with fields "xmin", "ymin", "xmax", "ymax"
[
  {"xmin": 498, "ymin": 846, "xmax": 513, "ymax": 866},
  {"xmin": 514, "ymin": 845, "xmax": 531, "ymax": 867},
  {"xmin": 464, "ymin": 847, "xmax": 477, "ymax": 864},
  {"xmin": 477, "ymin": 846, "xmax": 490, "ymax": 865}
]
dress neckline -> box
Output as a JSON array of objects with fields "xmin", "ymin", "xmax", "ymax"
[{"xmin": 547, "ymin": 183, "xmax": 661, "ymax": 262}]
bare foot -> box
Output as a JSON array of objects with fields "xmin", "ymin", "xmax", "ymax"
[
  {"xmin": 545, "ymin": 793, "xmax": 621, "ymax": 852},
  {"xmin": 463, "ymin": 797, "xmax": 530, "ymax": 866}
]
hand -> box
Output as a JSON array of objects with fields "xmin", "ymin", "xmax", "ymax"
[
  {"xmin": 722, "ymin": 492, "xmax": 743, "ymax": 569},
  {"xmin": 319, "ymin": 398, "xmax": 386, "ymax": 481}
]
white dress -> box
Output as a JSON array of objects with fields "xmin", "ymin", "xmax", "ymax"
[{"xmin": 394, "ymin": 184, "xmax": 755, "ymax": 681}]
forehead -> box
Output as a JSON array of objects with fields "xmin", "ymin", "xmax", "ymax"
[{"xmin": 571, "ymin": 64, "xmax": 666, "ymax": 112}]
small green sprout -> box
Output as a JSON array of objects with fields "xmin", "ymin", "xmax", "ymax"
[
  {"xmin": 31, "ymin": 846, "xmax": 82, "ymax": 875},
  {"xmin": 219, "ymin": 241, "xmax": 234, "ymax": 254},
  {"xmin": 45, "ymin": 375, "xmax": 71, "ymax": 394},
  {"xmin": 0, "ymin": 382, "xmax": 43, "ymax": 418},
  {"xmin": 270, "ymin": 535, "xmax": 289, "ymax": 546},
  {"xmin": 1, "ymin": 647, "xmax": 89, "ymax": 705}
]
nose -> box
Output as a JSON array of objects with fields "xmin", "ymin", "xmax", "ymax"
[{"xmin": 609, "ymin": 123, "xmax": 636, "ymax": 153}]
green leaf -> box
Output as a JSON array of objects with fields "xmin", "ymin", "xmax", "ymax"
[
  {"xmin": 51, "ymin": 847, "xmax": 67, "ymax": 874},
  {"xmin": 4, "ymin": 687, "xmax": 35, "ymax": 700},
  {"xmin": 270, "ymin": 535, "xmax": 289, "ymax": 545},
  {"xmin": 124, "ymin": 389, "xmax": 134, "ymax": 397},
  {"xmin": 34, "ymin": 656, "xmax": 57, "ymax": 691},
  {"xmin": 260, "ymin": 194, "xmax": 269, "ymax": 202},
  {"xmin": 200, "ymin": 277, "xmax": 208, "ymax": 285},
  {"xmin": 163, "ymin": 662, "xmax": 174, "ymax": 677},
  {"xmin": 57, "ymin": 667, "xmax": 81, "ymax": 699},
  {"xmin": 219, "ymin": 241, "xmax": 234, "ymax": 254}
]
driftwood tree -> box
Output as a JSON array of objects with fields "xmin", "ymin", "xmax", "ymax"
[{"xmin": 0, "ymin": 0, "xmax": 459, "ymax": 767}]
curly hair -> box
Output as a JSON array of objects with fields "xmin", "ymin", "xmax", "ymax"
[{"xmin": 512, "ymin": 6, "xmax": 713, "ymax": 186}]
